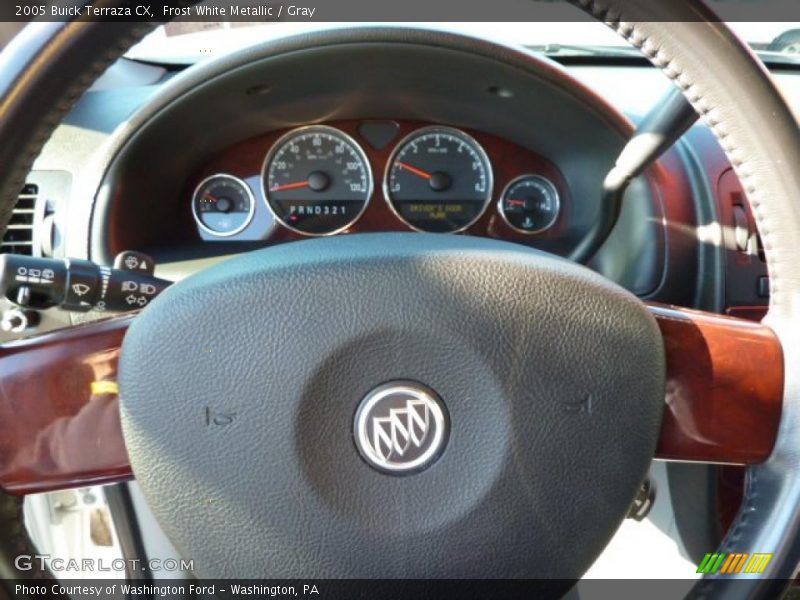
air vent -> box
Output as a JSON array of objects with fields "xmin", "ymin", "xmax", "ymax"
[{"xmin": 1, "ymin": 184, "xmax": 37, "ymax": 255}]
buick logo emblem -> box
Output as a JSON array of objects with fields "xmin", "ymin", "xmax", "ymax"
[{"xmin": 354, "ymin": 381, "xmax": 449, "ymax": 474}]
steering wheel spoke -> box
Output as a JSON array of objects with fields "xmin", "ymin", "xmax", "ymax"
[
  {"xmin": 0, "ymin": 295, "xmax": 782, "ymax": 498},
  {"xmin": 649, "ymin": 303, "xmax": 783, "ymax": 465},
  {"xmin": 0, "ymin": 316, "xmax": 134, "ymax": 495}
]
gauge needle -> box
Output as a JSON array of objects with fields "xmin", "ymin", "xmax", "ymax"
[
  {"xmin": 271, "ymin": 180, "xmax": 311, "ymax": 192},
  {"xmin": 203, "ymin": 193, "xmax": 218, "ymax": 202},
  {"xmin": 507, "ymin": 199, "xmax": 526, "ymax": 207},
  {"xmin": 397, "ymin": 161, "xmax": 432, "ymax": 180}
]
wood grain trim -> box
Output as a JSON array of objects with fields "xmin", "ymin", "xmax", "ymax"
[
  {"xmin": 169, "ymin": 120, "xmax": 574, "ymax": 253},
  {"xmin": 0, "ymin": 302, "xmax": 784, "ymax": 495},
  {"xmin": 649, "ymin": 303, "xmax": 783, "ymax": 464},
  {"xmin": 0, "ymin": 317, "xmax": 134, "ymax": 495}
]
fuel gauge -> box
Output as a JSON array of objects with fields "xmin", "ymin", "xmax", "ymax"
[
  {"xmin": 192, "ymin": 174, "xmax": 255, "ymax": 237},
  {"xmin": 498, "ymin": 175, "xmax": 560, "ymax": 234}
]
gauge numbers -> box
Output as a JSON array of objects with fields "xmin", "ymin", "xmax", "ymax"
[
  {"xmin": 263, "ymin": 125, "xmax": 373, "ymax": 236},
  {"xmin": 384, "ymin": 127, "xmax": 493, "ymax": 233}
]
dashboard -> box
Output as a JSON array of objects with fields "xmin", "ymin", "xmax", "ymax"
[
  {"xmin": 13, "ymin": 27, "xmax": 783, "ymax": 334},
  {"xmin": 4, "ymin": 25, "xmax": 789, "ymax": 576},
  {"xmin": 83, "ymin": 29, "xmax": 676, "ymax": 305},
  {"xmin": 189, "ymin": 120, "xmax": 568, "ymax": 245}
]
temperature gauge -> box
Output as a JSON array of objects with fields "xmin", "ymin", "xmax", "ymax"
[
  {"xmin": 192, "ymin": 174, "xmax": 255, "ymax": 237},
  {"xmin": 498, "ymin": 175, "xmax": 560, "ymax": 234}
]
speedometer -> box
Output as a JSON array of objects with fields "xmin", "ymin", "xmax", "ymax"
[
  {"xmin": 384, "ymin": 126, "xmax": 493, "ymax": 233},
  {"xmin": 262, "ymin": 125, "xmax": 373, "ymax": 236}
]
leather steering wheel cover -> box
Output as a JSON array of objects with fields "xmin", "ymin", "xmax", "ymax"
[
  {"xmin": 0, "ymin": 1, "xmax": 798, "ymax": 594},
  {"xmin": 568, "ymin": 2, "xmax": 800, "ymax": 595},
  {"xmin": 0, "ymin": 19, "xmax": 154, "ymax": 234},
  {"xmin": 0, "ymin": 14, "xmax": 155, "ymax": 589}
]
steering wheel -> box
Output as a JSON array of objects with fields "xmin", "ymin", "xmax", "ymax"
[{"xmin": 1, "ymin": 1, "xmax": 799, "ymax": 597}]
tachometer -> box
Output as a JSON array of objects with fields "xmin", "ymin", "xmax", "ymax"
[
  {"xmin": 263, "ymin": 125, "xmax": 373, "ymax": 236},
  {"xmin": 192, "ymin": 174, "xmax": 255, "ymax": 237},
  {"xmin": 384, "ymin": 126, "xmax": 493, "ymax": 233}
]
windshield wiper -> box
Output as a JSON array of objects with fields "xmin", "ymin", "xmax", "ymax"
[
  {"xmin": 528, "ymin": 44, "xmax": 645, "ymax": 58},
  {"xmin": 755, "ymin": 49, "xmax": 800, "ymax": 65},
  {"xmin": 531, "ymin": 43, "xmax": 800, "ymax": 65}
]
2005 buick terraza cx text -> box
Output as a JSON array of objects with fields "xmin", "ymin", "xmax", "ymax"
[{"xmin": 1, "ymin": 1, "xmax": 800, "ymax": 598}]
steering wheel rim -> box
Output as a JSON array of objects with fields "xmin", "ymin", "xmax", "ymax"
[
  {"xmin": 576, "ymin": 3, "xmax": 800, "ymax": 595},
  {"xmin": 0, "ymin": 1, "xmax": 798, "ymax": 595}
]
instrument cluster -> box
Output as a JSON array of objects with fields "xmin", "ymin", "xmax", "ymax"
[{"xmin": 190, "ymin": 121, "xmax": 567, "ymax": 243}]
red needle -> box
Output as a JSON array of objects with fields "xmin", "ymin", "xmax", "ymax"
[
  {"xmin": 271, "ymin": 180, "xmax": 310, "ymax": 192},
  {"xmin": 507, "ymin": 199, "xmax": 526, "ymax": 207},
  {"xmin": 397, "ymin": 161, "xmax": 432, "ymax": 180},
  {"xmin": 203, "ymin": 193, "xmax": 218, "ymax": 202}
]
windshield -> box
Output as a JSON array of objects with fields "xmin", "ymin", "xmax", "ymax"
[{"xmin": 126, "ymin": 21, "xmax": 800, "ymax": 65}]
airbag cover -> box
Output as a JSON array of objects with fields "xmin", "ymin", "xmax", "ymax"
[{"xmin": 119, "ymin": 233, "xmax": 664, "ymax": 580}]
